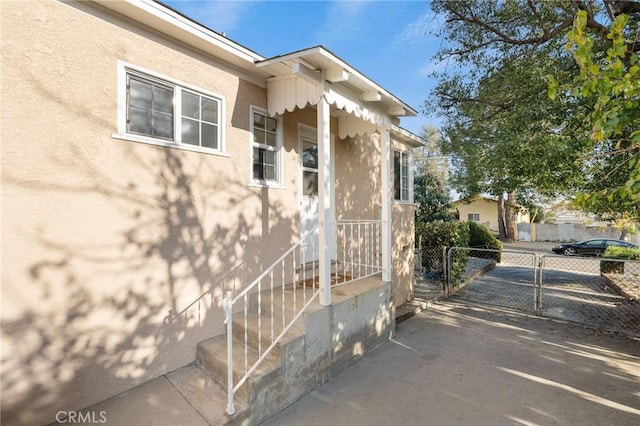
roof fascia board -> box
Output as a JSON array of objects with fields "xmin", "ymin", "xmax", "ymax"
[
  {"xmin": 92, "ymin": 0, "xmax": 265, "ymax": 66},
  {"xmin": 255, "ymin": 46, "xmax": 323, "ymax": 67},
  {"xmin": 391, "ymin": 125, "xmax": 426, "ymax": 147}
]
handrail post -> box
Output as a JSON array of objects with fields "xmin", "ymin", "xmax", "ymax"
[{"xmin": 223, "ymin": 291, "xmax": 236, "ymax": 415}]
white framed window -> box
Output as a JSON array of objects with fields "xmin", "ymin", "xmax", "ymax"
[
  {"xmin": 116, "ymin": 62, "xmax": 225, "ymax": 155},
  {"xmin": 394, "ymin": 150, "xmax": 412, "ymax": 202},
  {"xmin": 251, "ymin": 107, "xmax": 282, "ymax": 186},
  {"xmin": 468, "ymin": 213, "xmax": 480, "ymax": 222}
]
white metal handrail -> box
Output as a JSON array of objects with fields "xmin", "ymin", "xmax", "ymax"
[
  {"xmin": 222, "ymin": 220, "xmax": 383, "ymax": 415},
  {"xmin": 173, "ymin": 261, "xmax": 246, "ymax": 325},
  {"xmin": 334, "ymin": 220, "xmax": 383, "ymax": 286},
  {"xmin": 223, "ymin": 225, "xmax": 321, "ymax": 415}
]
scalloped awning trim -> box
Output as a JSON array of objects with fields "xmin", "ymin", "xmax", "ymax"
[{"xmin": 266, "ymin": 77, "xmax": 391, "ymax": 138}]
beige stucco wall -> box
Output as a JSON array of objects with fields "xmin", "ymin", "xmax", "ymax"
[
  {"xmin": 1, "ymin": 1, "xmax": 415, "ymax": 424},
  {"xmin": 334, "ymin": 133, "xmax": 382, "ymax": 220},
  {"xmin": 455, "ymin": 199, "xmax": 498, "ymax": 231},
  {"xmin": 1, "ymin": 1, "xmax": 301, "ymax": 424},
  {"xmin": 390, "ymin": 140, "xmax": 416, "ymax": 306},
  {"xmin": 334, "ymin": 134, "xmax": 415, "ymax": 306},
  {"xmin": 392, "ymin": 204, "xmax": 416, "ymax": 305},
  {"xmin": 455, "ymin": 199, "xmax": 529, "ymax": 234}
]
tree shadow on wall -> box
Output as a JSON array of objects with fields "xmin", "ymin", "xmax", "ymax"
[
  {"xmin": 1, "ymin": 144, "xmax": 296, "ymax": 425},
  {"xmin": 334, "ymin": 132, "xmax": 382, "ymax": 221}
]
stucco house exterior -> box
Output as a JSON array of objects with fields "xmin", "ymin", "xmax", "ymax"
[
  {"xmin": 1, "ymin": 1, "xmax": 424, "ymax": 424},
  {"xmin": 453, "ymin": 196, "xmax": 530, "ymax": 236}
]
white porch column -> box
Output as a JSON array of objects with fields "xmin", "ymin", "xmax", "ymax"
[
  {"xmin": 317, "ymin": 93, "xmax": 332, "ymax": 306},
  {"xmin": 381, "ymin": 127, "xmax": 392, "ymax": 283}
]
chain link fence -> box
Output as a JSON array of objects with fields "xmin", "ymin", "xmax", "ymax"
[
  {"xmin": 413, "ymin": 244, "xmax": 640, "ymax": 336},
  {"xmin": 540, "ymin": 255, "xmax": 639, "ymax": 335},
  {"xmin": 446, "ymin": 247, "xmax": 538, "ymax": 313},
  {"xmin": 414, "ymin": 246, "xmax": 447, "ymax": 301}
]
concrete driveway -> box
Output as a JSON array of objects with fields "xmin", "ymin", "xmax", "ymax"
[
  {"xmin": 452, "ymin": 248, "xmax": 640, "ymax": 335},
  {"xmin": 263, "ymin": 301, "xmax": 640, "ymax": 425}
]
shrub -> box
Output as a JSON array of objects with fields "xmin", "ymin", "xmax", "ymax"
[
  {"xmin": 603, "ymin": 246, "xmax": 640, "ymax": 260},
  {"xmin": 600, "ymin": 246, "xmax": 640, "ymax": 274},
  {"xmin": 468, "ymin": 221, "xmax": 503, "ymax": 262},
  {"xmin": 419, "ymin": 220, "xmax": 470, "ymax": 250},
  {"xmin": 418, "ymin": 221, "xmax": 470, "ymax": 284}
]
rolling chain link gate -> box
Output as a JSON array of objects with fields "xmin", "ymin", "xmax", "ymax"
[
  {"xmin": 440, "ymin": 247, "xmax": 640, "ymax": 336},
  {"xmin": 446, "ymin": 248, "xmax": 540, "ymax": 314}
]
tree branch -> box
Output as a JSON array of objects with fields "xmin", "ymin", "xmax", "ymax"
[{"xmin": 447, "ymin": 7, "xmax": 575, "ymax": 47}]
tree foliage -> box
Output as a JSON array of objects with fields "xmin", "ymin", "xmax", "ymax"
[
  {"xmin": 419, "ymin": 221, "xmax": 469, "ymax": 283},
  {"xmin": 414, "ymin": 126, "xmax": 455, "ymax": 227},
  {"xmin": 551, "ymin": 10, "xmax": 640, "ymax": 211},
  {"xmin": 414, "ymin": 126, "xmax": 450, "ymax": 184},
  {"xmin": 468, "ymin": 221, "xmax": 503, "ymax": 261},
  {"xmin": 428, "ymin": 0, "xmax": 640, "ymax": 224},
  {"xmin": 415, "ymin": 173, "xmax": 454, "ymax": 225}
]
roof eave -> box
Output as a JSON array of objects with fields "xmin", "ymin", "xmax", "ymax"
[
  {"xmin": 391, "ymin": 125, "xmax": 425, "ymax": 147},
  {"xmin": 92, "ymin": 0, "xmax": 267, "ymax": 74},
  {"xmin": 257, "ymin": 46, "xmax": 418, "ymax": 118},
  {"xmin": 91, "ymin": 2, "xmax": 418, "ymax": 118}
]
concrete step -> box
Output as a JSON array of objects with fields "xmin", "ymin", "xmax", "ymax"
[
  {"xmin": 196, "ymin": 334, "xmax": 282, "ymax": 404},
  {"xmin": 246, "ymin": 284, "xmax": 323, "ymax": 317},
  {"xmin": 232, "ymin": 310, "xmax": 305, "ymax": 360},
  {"xmin": 245, "ymin": 272, "xmax": 360, "ymax": 318},
  {"xmin": 295, "ymin": 260, "xmax": 343, "ymax": 275},
  {"xmin": 243, "ymin": 261, "xmax": 343, "ymax": 304}
]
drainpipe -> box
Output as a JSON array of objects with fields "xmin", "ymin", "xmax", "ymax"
[
  {"xmin": 318, "ymin": 91, "xmax": 332, "ymax": 306},
  {"xmin": 381, "ymin": 127, "xmax": 392, "ymax": 283}
]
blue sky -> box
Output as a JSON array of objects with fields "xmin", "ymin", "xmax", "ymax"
[{"xmin": 162, "ymin": 0, "xmax": 445, "ymax": 136}]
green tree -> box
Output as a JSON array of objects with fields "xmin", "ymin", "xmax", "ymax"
[
  {"xmin": 414, "ymin": 173, "xmax": 454, "ymax": 225},
  {"xmin": 611, "ymin": 213, "xmax": 639, "ymax": 240},
  {"xmin": 437, "ymin": 52, "xmax": 590, "ymax": 240},
  {"xmin": 414, "ymin": 126, "xmax": 455, "ymax": 229},
  {"xmin": 550, "ymin": 10, "xmax": 640, "ymax": 209},
  {"xmin": 414, "ymin": 126, "xmax": 450, "ymax": 184},
  {"xmin": 429, "ymin": 1, "xmax": 639, "ymax": 228}
]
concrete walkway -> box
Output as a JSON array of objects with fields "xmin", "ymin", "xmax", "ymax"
[
  {"xmin": 72, "ymin": 297, "xmax": 640, "ymax": 426},
  {"xmin": 264, "ymin": 301, "xmax": 640, "ymax": 426}
]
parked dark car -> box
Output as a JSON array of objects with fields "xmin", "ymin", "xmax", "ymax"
[{"xmin": 552, "ymin": 238, "xmax": 638, "ymax": 256}]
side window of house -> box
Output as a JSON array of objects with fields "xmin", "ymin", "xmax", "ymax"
[
  {"xmin": 120, "ymin": 64, "xmax": 224, "ymax": 154},
  {"xmin": 468, "ymin": 213, "xmax": 480, "ymax": 222},
  {"xmin": 394, "ymin": 150, "xmax": 411, "ymax": 202},
  {"xmin": 251, "ymin": 108, "xmax": 282, "ymax": 185}
]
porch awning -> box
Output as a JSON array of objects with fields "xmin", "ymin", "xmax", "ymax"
[{"xmin": 256, "ymin": 46, "xmax": 417, "ymax": 139}]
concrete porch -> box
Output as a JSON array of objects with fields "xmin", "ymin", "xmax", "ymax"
[{"xmin": 65, "ymin": 275, "xmax": 394, "ymax": 426}]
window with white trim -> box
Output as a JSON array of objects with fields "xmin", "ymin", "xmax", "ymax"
[
  {"xmin": 468, "ymin": 213, "xmax": 480, "ymax": 222},
  {"xmin": 251, "ymin": 108, "xmax": 282, "ymax": 185},
  {"xmin": 394, "ymin": 150, "xmax": 412, "ymax": 202},
  {"xmin": 120, "ymin": 64, "xmax": 223, "ymax": 153}
]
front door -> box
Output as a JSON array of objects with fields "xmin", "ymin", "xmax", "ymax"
[{"xmin": 300, "ymin": 126, "xmax": 319, "ymax": 264}]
